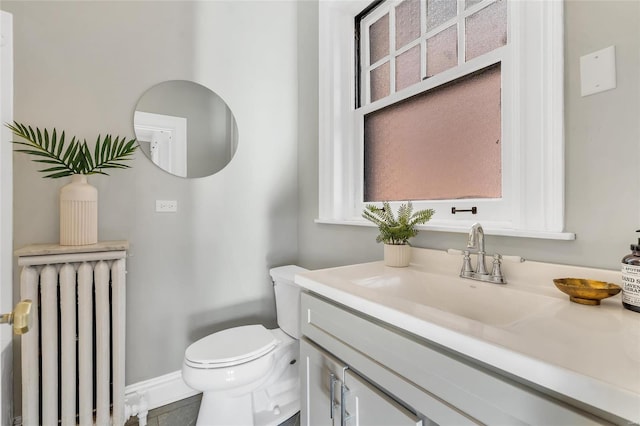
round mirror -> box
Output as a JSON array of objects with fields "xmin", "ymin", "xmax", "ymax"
[{"xmin": 134, "ymin": 80, "xmax": 238, "ymax": 178}]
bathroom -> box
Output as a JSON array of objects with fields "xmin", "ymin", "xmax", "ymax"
[{"xmin": 0, "ymin": 0, "xmax": 638, "ymax": 425}]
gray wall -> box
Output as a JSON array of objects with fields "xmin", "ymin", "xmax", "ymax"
[
  {"xmin": 2, "ymin": 0, "xmax": 299, "ymax": 391},
  {"xmin": 297, "ymin": 0, "xmax": 640, "ymax": 271},
  {"xmin": 3, "ymin": 0, "xmax": 639, "ymax": 403}
]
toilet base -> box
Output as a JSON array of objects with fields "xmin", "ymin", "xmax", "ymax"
[
  {"xmin": 254, "ymin": 401, "xmax": 299, "ymax": 426},
  {"xmin": 191, "ymin": 330, "xmax": 300, "ymax": 426},
  {"xmin": 196, "ymin": 392, "xmax": 299, "ymax": 426},
  {"xmin": 252, "ymin": 374, "xmax": 300, "ymax": 426},
  {"xmin": 197, "ymin": 392, "xmax": 253, "ymax": 426}
]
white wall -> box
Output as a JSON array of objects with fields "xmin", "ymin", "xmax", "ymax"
[
  {"xmin": 297, "ymin": 0, "xmax": 640, "ymax": 271},
  {"xmin": 1, "ymin": 0, "xmax": 299, "ymax": 394}
]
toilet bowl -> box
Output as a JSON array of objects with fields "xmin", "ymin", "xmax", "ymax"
[{"xmin": 182, "ymin": 265, "xmax": 307, "ymax": 426}]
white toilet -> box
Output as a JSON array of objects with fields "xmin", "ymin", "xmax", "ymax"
[{"xmin": 182, "ymin": 265, "xmax": 307, "ymax": 426}]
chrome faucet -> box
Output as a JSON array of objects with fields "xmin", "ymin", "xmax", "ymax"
[
  {"xmin": 447, "ymin": 223, "xmax": 525, "ymax": 284},
  {"xmin": 467, "ymin": 223, "xmax": 489, "ymax": 277}
]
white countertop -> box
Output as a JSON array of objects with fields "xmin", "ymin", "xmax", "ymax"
[{"xmin": 295, "ymin": 248, "xmax": 640, "ymax": 423}]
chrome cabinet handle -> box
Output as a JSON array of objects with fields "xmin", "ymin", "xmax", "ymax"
[
  {"xmin": 0, "ymin": 299, "xmax": 33, "ymax": 335},
  {"xmin": 340, "ymin": 382, "xmax": 351, "ymax": 426},
  {"xmin": 329, "ymin": 373, "xmax": 337, "ymax": 420}
]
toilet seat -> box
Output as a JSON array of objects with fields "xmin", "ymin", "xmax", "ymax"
[{"xmin": 185, "ymin": 325, "xmax": 279, "ymax": 369}]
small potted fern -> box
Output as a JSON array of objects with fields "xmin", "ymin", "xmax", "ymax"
[
  {"xmin": 6, "ymin": 121, "xmax": 137, "ymax": 246},
  {"xmin": 362, "ymin": 201, "xmax": 434, "ymax": 267}
]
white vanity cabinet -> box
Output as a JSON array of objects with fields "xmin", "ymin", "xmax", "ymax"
[
  {"xmin": 300, "ymin": 291, "xmax": 614, "ymax": 426},
  {"xmin": 301, "ymin": 338, "xmax": 423, "ymax": 426},
  {"xmin": 300, "ymin": 338, "xmax": 346, "ymax": 426}
]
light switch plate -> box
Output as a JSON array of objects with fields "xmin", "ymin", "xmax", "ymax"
[{"xmin": 580, "ymin": 46, "xmax": 616, "ymax": 97}]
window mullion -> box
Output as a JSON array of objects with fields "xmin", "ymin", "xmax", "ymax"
[
  {"xmin": 389, "ymin": 5, "xmax": 396, "ymax": 96},
  {"xmin": 420, "ymin": 0, "xmax": 427, "ymax": 80},
  {"xmin": 362, "ymin": 21, "xmax": 371, "ymax": 106},
  {"xmin": 458, "ymin": 0, "xmax": 465, "ymax": 66}
]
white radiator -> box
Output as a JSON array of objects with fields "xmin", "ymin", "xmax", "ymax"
[{"xmin": 17, "ymin": 247, "xmax": 127, "ymax": 426}]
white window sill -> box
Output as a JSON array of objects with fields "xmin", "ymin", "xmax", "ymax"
[{"xmin": 314, "ymin": 218, "xmax": 576, "ymax": 241}]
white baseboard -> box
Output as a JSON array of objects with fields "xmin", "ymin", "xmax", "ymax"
[
  {"xmin": 125, "ymin": 370, "xmax": 200, "ymax": 412},
  {"xmin": 14, "ymin": 371, "xmax": 198, "ymax": 426}
]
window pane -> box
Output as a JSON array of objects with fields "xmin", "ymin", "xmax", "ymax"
[
  {"xmin": 426, "ymin": 25, "xmax": 457, "ymax": 77},
  {"xmin": 370, "ymin": 13, "xmax": 389, "ymax": 64},
  {"xmin": 466, "ymin": 0, "xmax": 483, "ymax": 9},
  {"xmin": 426, "ymin": 0, "xmax": 457, "ymax": 32},
  {"xmin": 364, "ymin": 65, "xmax": 502, "ymax": 202},
  {"xmin": 395, "ymin": 0, "xmax": 421, "ymax": 49},
  {"xmin": 396, "ymin": 45, "xmax": 421, "ymax": 91},
  {"xmin": 370, "ymin": 62, "xmax": 390, "ymax": 102},
  {"xmin": 466, "ymin": 0, "xmax": 507, "ymax": 61}
]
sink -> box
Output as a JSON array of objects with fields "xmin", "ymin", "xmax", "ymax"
[{"xmin": 351, "ymin": 271, "xmax": 558, "ymax": 327}]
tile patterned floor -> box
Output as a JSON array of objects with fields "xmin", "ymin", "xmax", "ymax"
[{"xmin": 124, "ymin": 394, "xmax": 300, "ymax": 426}]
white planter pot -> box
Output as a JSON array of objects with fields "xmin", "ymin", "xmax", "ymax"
[
  {"xmin": 59, "ymin": 174, "xmax": 98, "ymax": 245},
  {"xmin": 384, "ymin": 244, "xmax": 411, "ymax": 267}
]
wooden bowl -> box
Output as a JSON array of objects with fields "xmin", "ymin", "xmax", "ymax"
[{"xmin": 553, "ymin": 278, "xmax": 621, "ymax": 305}]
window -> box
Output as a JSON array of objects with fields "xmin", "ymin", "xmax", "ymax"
[
  {"xmin": 360, "ymin": 0, "xmax": 506, "ymax": 214},
  {"xmin": 359, "ymin": 0, "xmax": 506, "ymax": 106},
  {"xmin": 318, "ymin": 0, "xmax": 573, "ymax": 239}
]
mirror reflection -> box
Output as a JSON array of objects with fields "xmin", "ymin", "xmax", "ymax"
[{"xmin": 134, "ymin": 80, "xmax": 238, "ymax": 178}]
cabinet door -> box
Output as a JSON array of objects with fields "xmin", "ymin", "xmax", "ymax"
[
  {"xmin": 344, "ymin": 369, "xmax": 423, "ymax": 426},
  {"xmin": 300, "ymin": 338, "xmax": 348, "ymax": 426}
]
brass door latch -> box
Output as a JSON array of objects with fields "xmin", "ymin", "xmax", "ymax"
[{"xmin": 1, "ymin": 299, "xmax": 33, "ymax": 335}]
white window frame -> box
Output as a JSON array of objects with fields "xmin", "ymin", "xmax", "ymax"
[
  {"xmin": 359, "ymin": 0, "xmax": 511, "ymax": 226},
  {"xmin": 317, "ymin": 0, "xmax": 574, "ymax": 240}
]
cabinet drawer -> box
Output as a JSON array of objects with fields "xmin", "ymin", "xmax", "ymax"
[{"xmin": 301, "ymin": 292, "xmax": 608, "ymax": 425}]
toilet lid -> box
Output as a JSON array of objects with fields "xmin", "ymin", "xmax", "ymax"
[{"xmin": 185, "ymin": 325, "xmax": 278, "ymax": 368}]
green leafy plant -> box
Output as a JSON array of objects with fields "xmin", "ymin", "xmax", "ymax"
[
  {"xmin": 362, "ymin": 201, "xmax": 434, "ymax": 245},
  {"xmin": 6, "ymin": 121, "xmax": 137, "ymax": 178}
]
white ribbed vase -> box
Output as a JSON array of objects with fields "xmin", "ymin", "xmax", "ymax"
[
  {"xmin": 383, "ymin": 244, "xmax": 411, "ymax": 267},
  {"xmin": 59, "ymin": 174, "xmax": 98, "ymax": 246}
]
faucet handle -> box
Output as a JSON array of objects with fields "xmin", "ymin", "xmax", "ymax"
[
  {"xmin": 490, "ymin": 254, "xmax": 507, "ymax": 284},
  {"xmin": 461, "ymin": 250, "xmax": 474, "ymax": 277},
  {"xmin": 447, "ymin": 249, "xmax": 474, "ymax": 276}
]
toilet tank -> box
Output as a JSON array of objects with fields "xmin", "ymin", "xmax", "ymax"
[{"xmin": 269, "ymin": 265, "xmax": 308, "ymax": 339}]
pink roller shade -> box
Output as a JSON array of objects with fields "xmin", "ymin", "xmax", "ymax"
[{"xmin": 364, "ymin": 64, "xmax": 502, "ymax": 202}]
